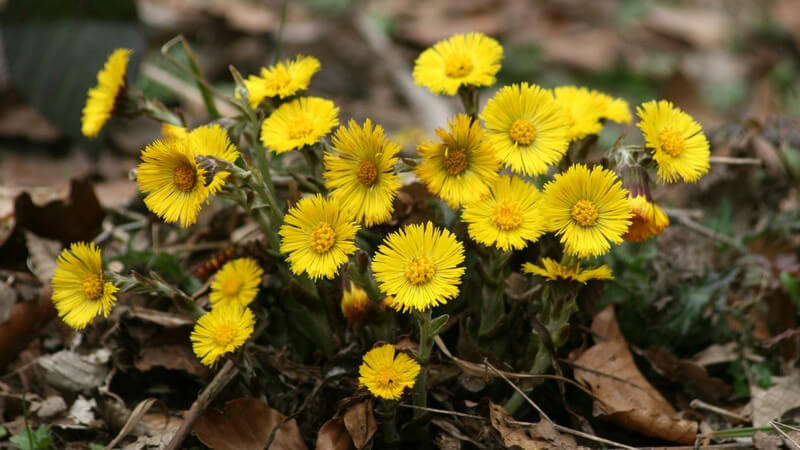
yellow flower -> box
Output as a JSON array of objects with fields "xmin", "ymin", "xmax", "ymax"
[
  {"xmin": 324, "ymin": 119, "xmax": 401, "ymax": 226},
  {"xmin": 522, "ymin": 258, "xmax": 613, "ymax": 284},
  {"xmin": 637, "ymin": 100, "xmax": 710, "ymax": 183},
  {"xmin": 623, "ymin": 195, "xmax": 670, "ymax": 242},
  {"xmin": 553, "ymin": 86, "xmax": 605, "ymax": 141},
  {"xmin": 210, "ymin": 258, "xmax": 263, "ymax": 308},
  {"xmin": 462, "ymin": 176, "xmax": 545, "ymax": 251},
  {"xmin": 161, "ymin": 123, "xmax": 187, "ymax": 139},
  {"xmin": 541, "ymin": 164, "xmax": 632, "ymax": 258},
  {"xmin": 81, "ymin": 48, "xmax": 132, "ymax": 138},
  {"xmin": 137, "ymin": 125, "xmax": 239, "ymax": 227},
  {"xmin": 413, "ymin": 32, "xmax": 503, "ymax": 96},
  {"xmin": 242, "ymin": 55, "xmax": 321, "ymax": 107},
  {"xmin": 191, "ymin": 304, "xmax": 254, "ymax": 366},
  {"xmin": 372, "ymin": 222, "xmax": 465, "ymax": 312},
  {"xmin": 51, "ymin": 242, "xmax": 118, "ymax": 330},
  {"xmin": 359, "ymin": 344, "xmax": 421, "ymax": 400},
  {"xmin": 341, "ymin": 282, "xmax": 370, "ymax": 324},
  {"xmin": 260, "ymin": 97, "xmax": 339, "ymax": 153},
  {"xmin": 481, "ymin": 83, "xmax": 569, "ymax": 176},
  {"xmin": 416, "ymin": 114, "xmax": 499, "ymax": 208},
  {"xmin": 279, "ymin": 194, "xmax": 359, "ymax": 280},
  {"xmin": 591, "ymin": 90, "xmax": 632, "ymax": 124}
]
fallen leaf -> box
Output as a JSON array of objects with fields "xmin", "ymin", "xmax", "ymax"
[
  {"xmin": 316, "ymin": 417, "xmax": 354, "ymax": 450},
  {"xmin": 693, "ymin": 342, "xmax": 764, "ymax": 366},
  {"xmin": 33, "ymin": 396, "xmax": 67, "ymax": 419},
  {"xmin": 643, "ymin": 347, "xmax": 731, "ymax": 403},
  {"xmin": 751, "ymin": 368, "xmax": 800, "ymax": 427},
  {"xmin": 0, "ymin": 285, "xmax": 56, "ymax": 367},
  {"xmin": 134, "ymin": 327, "xmax": 208, "ymax": 377},
  {"xmin": 194, "ymin": 397, "xmax": 307, "ymax": 450},
  {"xmin": 67, "ymin": 396, "xmax": 97, "ymax": 426},
  {"xmin": 37, "ymin": 348, "xmax": 110, "ymax": 394},
  {"xmin": 488, "ymin": 402, "xmax": 578, "ymax": 449},
  {"xmin": 0, "ymin": 281, "xmax": 16, "ymax": 323},
  {"xmin": 343, "ymin": 400, "xmax": 377, "ymax": 450},
  {"xmin": 573, "ymin": 305, "xmax": 698, "ymax": 444},
  {"xmin": 431, "ymin": 418, "xmax": 484, "ymax": 448},
  {"xmin": 24, "ymin": 231, "xmax": 61, "ymax": 283},
  {"xmin": 541, "ymin": 29, "xmax": 619, "ymax": 72},
  {"xmin": 645, "ymin": 4, "xmax": 730, "ymax": 48}
]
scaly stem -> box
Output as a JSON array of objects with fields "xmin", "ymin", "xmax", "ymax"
[
  {"xmin": 503, "ymin": 346, "xmax": 551, "ymax": 415},
  {"xmin": 375, "ymin": 400, "xmax": 401, "ymax": 445},
  {"xmin": 412, "ymin": 309, "xmax": 433, "ymax": 418}
]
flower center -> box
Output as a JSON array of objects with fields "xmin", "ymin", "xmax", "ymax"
[
  {"xmin": 310, "ymin": 222, "xmax": 336, "ymax": 254},
  {"xmin": 81, "ymin": 273, "xmax": 105, "ymax": 300},
  {"xmin": 405, "ymin": 257, "xmax": 435, "ymax": 285},
  {"xmin": 173, "ymin": 163, "xmax": 197, "ymax": 192},
  {"xmin": 213, "ymin": 322, "xmax": 237, "ymax": 348},
  {"xmin": 357, "ymin": 160, "xmax": 378, "ymax": 186},
  {"xmin": 266, "ymin": 68, "xmax": 292, "ymax": 90},
  {"xmin": 376, "ymin": 367, "xmax": 398, "ymax": 386},
  {"xmin": 443, "ymin": 148, "xmax": 468, "ymax": 176},
  {"xmin": 444, "ymin": 54, "xmax": 473, "ymax": 78},
  {"xmin": 658, "ymin": 128, "xmax": 684, "ymax": 157},
  {"xmin": 221, "ymin": 278, "xmax": 243, "ymax": 297},
  {"xmin": 491, "ymin": 202, "xmax": 523, "ymax": 231},
  {"xmin": 509, "ymin": 119, "xmax": 537, "ymax": 146},
  {"xmin": 571, "ymin": 199, "xmax": 599, "ymax": 227},
  {"xmin": 288, "ymin": 118, "xmax": 314, "ymax": 140}
]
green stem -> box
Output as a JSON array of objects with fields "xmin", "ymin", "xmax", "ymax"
[
  {"xmin": 273, "ymin": 0, "xmax": 290, "ymax": 64},
  {"xmin": 503, "ymin": 346, "xmax": 551, "ymax": 415},
  {"xmin": 375, "ymin": 400, "xmax": 401, "ymax": 444},
  {"xmin": 180, "ymin": 38, "xmax": 221, "ymax": 119},
  {"xmin": 412, "ymin": 309, "xmax": 433, "ymax": 419}
]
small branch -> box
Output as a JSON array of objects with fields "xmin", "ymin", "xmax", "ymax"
[
  {"xmin": 666, "ymin": 209, "xmax": 746, "ymax": 252},
  {"xmin": 709, "ymin": 156, "xmax": 762, "ymax": 165},
  {"xmin": 689, "ymin": 399, "xmax": 748, "ymax": 423}
]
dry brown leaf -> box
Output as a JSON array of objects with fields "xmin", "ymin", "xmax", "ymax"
[
  {"xmin": 194, "ymin": 397, "xmax": 307, "ymax": 450},
  {"xmin": 573, "ymin": 305, "xmax": 697, "ymax": 444},
  {"xmin": 488, "ymin": 402, "xmax": 578, "ymax": 449},
  {"xmin": 751, "ymin": 369, "xmax": 800, "ymax": 427},
  {"xmin": 343, "ymin": 400, "xmax": 377, "ymax": 450},
  {"xmin": 541, "ymin": 29, "xmax": 619, "ymax": 72},
  {"xmin": 643, "ymin": 347, "xmax": 731, "ymax": 403},
  {"xmin": 24, "ymin": 231, "xmax": 61, "ymax": 283},
  {"xmin": 316, "ymin": 417, "xmax": 354, "ymax": 450},
  {"xmin": 645, "ymin": 5, "xmax": 729, "ymax": 48}
]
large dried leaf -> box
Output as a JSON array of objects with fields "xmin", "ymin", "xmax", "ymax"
[
  {"xmin": 488, "ymin": 402, "xmax": 578, "ymax": 450},
  {"xmin": 194, "ymin": 397, "xmax": 307, "ymax": 450},
  {"xmin": 643, "ymin": 347, "xmax": 731, "ymax": 403},
  {"xmin": 316, "ymin": 417, "xmax": 354, "ymax": 450},
  {"xmin": 573, "ymin": 306, "xmax": 697, "ymax": 444},
  {"xmin": 751, "ymin": 368, "xmax": 800, "ymax": 427},
  {"xmin": 37, "ymin": 348, "xmax": 110, "ymax": 394},
  {"xmin": 342, "ymin": 400, "xmax": 376, "ymax": 450}
]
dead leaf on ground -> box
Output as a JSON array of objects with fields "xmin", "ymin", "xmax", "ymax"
[
  {"xmin": 316, "ymin": 417, "xmax": 354, "ymax": 450},
  {"xmin": 540, "ymin": 29, "xmax": 619, "ymax": 72},
  {"xmin": 0, "ymin": 285, "xmax": 56, "ymax": 367},
  {"xmin": 643, "ymin": 347, "xmax": 731, "ymax": 403},
  {"xmin": 644, "ymin": 5, "xmax": 730, "ymax": 48},
  {"xmin": 488, "ymin": 402, "xmax": 579, "ymax": 450},
  {"xmin": 134, "ymin": 327, "xmax": 208, "ymax": 377},
  {"xmin": 24, "ymin": 231, "xmax": 61, "ymax": 283},
  {"xmin": 751, "ymin": 368, "xmax": 800, "ymax": 427},
  {"xmin": 343, "ymin": 400, "xmax": 377, "ymax": 450},
  {"xmin": 37, "ymin": 348, "xmax": 111, "ymax": 394},
  {"xmin": 573, "ymin": 305, "xmax": 698, "ymax": 444},
  {"xmin": 194, "ymin": 397, "xmax": 307, "ymax": 450}
]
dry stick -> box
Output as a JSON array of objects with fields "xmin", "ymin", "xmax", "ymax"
[
  {"xmin": 689, "ymin": 399, "xmax": 748, "ymax": 423},
  {"xmin": 399, "ymin": 404, "xmax": 486, "ymax": 421},
  {"xmin": 709, "ymin": 156, "xmax": 762, "ymax": 165},
  {"xmin": 666, "ymin": 209, "xmax": 744, "ymax": 250},
  {"xmin": 771, "ymin": 420, "xmax": 800, "ymax": 449},
  {"xmin": 483, "ymin": 358, "xmax": 639, "ymax": 450}
]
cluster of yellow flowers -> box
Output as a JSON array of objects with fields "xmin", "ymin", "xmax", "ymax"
[{"xmin": 65, "ymin": 30, "xmax": 711, "ymax": 401}]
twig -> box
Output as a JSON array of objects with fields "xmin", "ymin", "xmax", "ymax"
[
  {"xmin": 709, "ymin": 156, "xmax": 762, "ymax": 165},
  {"xmin": 689, "ymin": 399, "xmax": 748, "ymax": 423},
  {"xmin": 484, "ymin": 358, "xmax": 638, "ymax": 450},
  {"xmin": 666, "ymin": 209, "xmax": 746, "ymax": 252},
  {"xmin": 771, "ymin": 420, "xmax": 800, "ymax": 449},
  {"xmin": 398, "ymin": 404, "xmax": 486, "ymax": 421}
]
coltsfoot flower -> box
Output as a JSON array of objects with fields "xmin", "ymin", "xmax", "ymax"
[
  {"xmin": 553, "ymin": 86, "xmax": 604, "ymax": 141},
  {"xmin": 324, "ymin": 119, "xmax": 401, "ymax": 226},
  {"xmin": 623, "ymin": 195, "xmax": 670, "ymax": 242},
  {"xmin": 279, "ymin": 195, "xmax": 359, "ymax": 280},
  {"xmin": 191, "ymin": 304, "xmax": 254, "ymax": 366},
  {"xmin": 416, "ymin": 114, "xmax": 499, "ymax": 208},
  {"xmin": 372, "ymin": 222, "xmax": 465, "ymax": 312},
  {"xmin": 260, "ymin": 97, "xmax": 339, "ymax": 153},
  {"xmin": 462, "ymin": 176, "xmax": 545, "ymax": 251},
  {"xmin": 590, "ymin": 90, "xmax": 632, "ymax": 124},
  {"xmin": 413, "ymin": 32, "xmax": 502, "ymax": 96},
  {"xmin": 522, "ymin": 258, "xmax": 613, "ymax": 284},
  {"xmin": 541, "ymin": 164, "xmax": 632, "ymax": 258},
  {"xmin": 341, "ymin": 282, "xmax": 370, "ymax": 324},
  {"xmin": 210, "ymin": 258, "xmax": 263, "ymax": 308},
  {"xmin": 637, "ymin": 100, "xmax": 710, "ymax": 183},
  {"xmin": 51, "ymin": 242, "xmax": 118, "ymax": 330},
  {"xmin": 242, "ymin": 55, "xmax": 320, "ymax": 107},
  {"xmin": 481, "ymin": 83, "xmax": 569, "ymax": 176},
  {"xmin": 359, "ymin": 344, "xmax": 421, "ymax": 400},
  {"xmin": 81, "ymin": 48, "xmax": 132, "ymax": 138}
]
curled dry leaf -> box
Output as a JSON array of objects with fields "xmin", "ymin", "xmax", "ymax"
[
  {"xmin": 37, "ymin": 348, "xmax": 110, "ymax": 394},
  {"xmin": 751, "ymin": 368, "xmax": 800, "ymax": 427},
  {"xmin": 643, "ymin": 347, "xmax": 731, "ymax": 403},
  {"xmin": 488, "ymin": 402, "xmax": 578, "ymax": 450},
  {"xmin": 193, "ymin": 397, "xmax": 307, "ymax": 450},
  {"xmin": 573, "ymin": 305, "xmax": 698, "ymax": 444},
  {"xmin": 316, "ymin": 417, "xmax": 354, "ymax": 450},
  {"xmin": 343, "ymin": 400, "xmax": 377, "ymax": 450}
]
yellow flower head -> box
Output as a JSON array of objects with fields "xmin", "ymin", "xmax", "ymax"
[
  {"xmin": 279, "ymin": 195, "xmax": 359, "ymax": 280},
  {"xmin": 541, "ymin": 164, "xmax": 632, "ymax": 258},
  {"xmin": 137, "ymin": 125, "xmax": 239, "ymax": 227},
  {"xmin": 161, "ymin": 123, "xmax": 188, "ymax": 139},
  {"xmin": 413, "ymin": 32, "xmax": 503, "ymax": 96},
  {"xmin": 359, "ymin": 344, "xmax": 421, "ymax": 400},
  {"xmin": 341, "ymin": 282, "xmax": 370, "ymax": 324},
  {"xmin": 462, "ymin": 176, "xmax": 545, "ymax": 251},
  {"xmin": 637, "ymin": 100, "xmax": 710, "ymax": 183},
  {"xmin": 260, "ymin": 97, "xmax": 339, "ymax": 154},
  {"xmin": 373, "ymin": 222, "xmax": 465, "ymax": 313},
  {"xmin": 553, "ymin": 86, "xmax": 605, "ymax": 141},
  {"xmin": 51, "ymin": 242, "xmax": 118, "ymax": 330},
  {"xmin": 591, "ymin": 90, "xmax": 632, "ymax": 124},
  {"xmin": 81, "ymin": 48, "xmax": 132, "ymax": 138},
  {"xmin": 623, "ymin": 195, "xmax": 670, "ymax": 242},
  {"xmin": 481, "ymin": 83, "xmax": 569, "ymax": 176},
  {"xmin": 416, "ymin": 114, "xmax": 499, "ymax": 208},
  {"xmin": 210, "ymin": 258, "xmax": 263, "ymax": 308},
  {"xmin": 191, "ymin": 304, "xmax": 254, "ymax": 367},
  {"xmin": 242, "ymin": 55, "xmax": 321, "ymax": 107},
  {"xmin": 522, "ymin": 258, "xmax": 613, "ymax": 284},
  {"xmin": 324, "ymin": 119, "xmax": 401, "ymax": 226}
]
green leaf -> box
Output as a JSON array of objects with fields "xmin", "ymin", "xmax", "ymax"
[
  {"xmin": 10, "ymin": 425, "xmax": 52, "ymax": 450},
  {"xmin": 780, "ymin": 271, "xmax": 800, "ymax": 309},
  {"xmin": 429, "ymin": 314, "xmax": 449, "ymax": 337},
  {"xmin": 2, "ymin": 0, "xmax": 145, "ymax": 139},
  {"xmin": 0, "ymin": 426, "xmax": 6, "ymax": 439}
]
